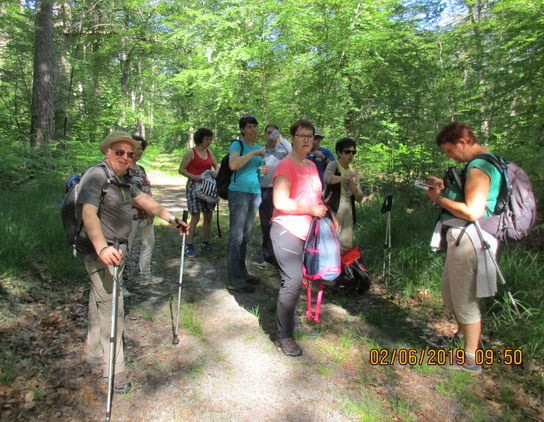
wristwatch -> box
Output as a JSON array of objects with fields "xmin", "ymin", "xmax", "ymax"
[{"xmin": 170, "ymin": 215, "xmax": 181, "ymax": 228}]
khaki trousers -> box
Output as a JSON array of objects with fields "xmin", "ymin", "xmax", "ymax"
[{"xmin": 84, "ymin": 248, "xmax": 126, "ymax": 377}]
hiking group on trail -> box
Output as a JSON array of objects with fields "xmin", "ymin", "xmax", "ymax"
[{"xmin": 64, "ymin": 117, "xmax": 535, "ymax": 400}]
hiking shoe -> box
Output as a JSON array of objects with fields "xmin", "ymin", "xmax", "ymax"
[
  {"xmin": 226, "ymin": 282, "xmax": 255, "ymax": 293},
  {"xmin": 274, "ymin": 337, "xmax": 303, "ymax": 357},
  {"xmin": 245, "ymin": 275, "xmax": 260, "ymax": 285},
  {"xmin": 85, "ymin": 356, "xmax": 103, "ymax": 365},
  {"xmin": 122, "ymin": 287, "xmax": 132, "ymax": 298},
  {"xmin": 200, "ymin": 242, "xmax": 220, "ymax": 252},
  {"xmin": 185, "ymin": 244, "xmax": 197, "ymax": 257},
  {"xmin": 139, "ymin": 275, "xmax": 164, "ymax": 285},
  {"xmin": 103, "ymin": 372, "xmax": 132, "ymax": 394},
  {"xmin": 447, "ymin": 354, "xmax": 482, "ymax": 375}
]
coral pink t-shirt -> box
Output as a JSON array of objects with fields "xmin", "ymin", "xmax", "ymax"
[{"xmin": 271, "ymin": 157, "xmax": 323, "ymax": 240}]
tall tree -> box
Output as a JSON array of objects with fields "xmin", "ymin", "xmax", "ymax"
[{"xmin": 30, "ymin": 0, "xmax": 54, "ymax": 147}]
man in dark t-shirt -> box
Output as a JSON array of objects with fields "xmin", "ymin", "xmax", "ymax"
[{"xmin": 77, "ymin": 131, "xmax": 188, "ymax": 393}]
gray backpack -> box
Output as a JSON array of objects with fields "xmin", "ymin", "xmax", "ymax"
[{"xmin": 471, "ymin": 154, "xmax": 537, "ymax": 242}]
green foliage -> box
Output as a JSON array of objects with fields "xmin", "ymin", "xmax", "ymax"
[
  {"xmin": 0, "ymin": 171, "xmax": 86, "ymax": 283},
  {"xmin": 2, "ymin": 0, "xmax": 544, "ymax": 190}
]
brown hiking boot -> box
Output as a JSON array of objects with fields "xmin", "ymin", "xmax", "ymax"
[{"xmin": 274, "ymin": 337, "xmax": 303, "ymax": 357}]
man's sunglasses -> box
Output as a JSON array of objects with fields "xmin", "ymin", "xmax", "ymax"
[
  {"xmin": 112, "ymin": 149, "xmax": 135, "ymax": 159},
  {"xmin": 343, "ymin": 149, "xmax": 356, "ymax": 155}
]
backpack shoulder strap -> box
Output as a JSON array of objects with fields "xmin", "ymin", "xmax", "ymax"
[
  {"xmin": 234, "ymin": 139, "xmax": 244, "ymax": 154},
  {"xmin": 471, "ymin": 153, "xmax": 505, "ymax": 175}
]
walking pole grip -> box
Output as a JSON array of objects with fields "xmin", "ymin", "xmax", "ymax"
[
  {"xmin": 381, "ymin": 194, "xmax": 392, "ymax": 214},
  {"xmin": 182, "ymin": 210, "xmax": 188, "ymax": 233}
]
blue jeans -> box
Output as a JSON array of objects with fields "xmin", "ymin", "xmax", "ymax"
[{"xmin": 227, "ymin": 189, "xmax": 262, "ymax": 285}]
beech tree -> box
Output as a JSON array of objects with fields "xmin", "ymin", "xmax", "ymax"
[{"xmin": 30, "ymin": 0, "xmax": 54, "ymax": 148}]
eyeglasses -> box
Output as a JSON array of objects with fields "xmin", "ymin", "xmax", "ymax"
[
  {"xmin": 112, "ymin": 149, "xmax": 136, "ymax": 159},
  {"xmin": 294, "ymin": 133, "xmax": 313, "ymax": 140},
  {"xmin": 343, "ymin": 149, "xmax": 356, "ymax": 155}
]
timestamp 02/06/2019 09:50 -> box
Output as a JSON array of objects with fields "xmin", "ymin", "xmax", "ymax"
[{"xmin": 369, "ymin": 348, "xmax": 523, "ymax": 366}]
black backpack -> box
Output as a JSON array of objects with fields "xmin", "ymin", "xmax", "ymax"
[
  {"xmin": 215, "ymin": 139, "xmax": 243, "ymax": 200},
  {"xmin": 449, "ymin": 154, "xmax": 537, "ymax": 242},
  {"xmin": 61, "ymin": 164, "xmax": 111, "ymax": 256},
  {"xmin": 331, "ymin": 246, "xmax": 371, "ymax": 295}
]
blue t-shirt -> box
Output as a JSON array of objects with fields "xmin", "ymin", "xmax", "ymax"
[
  {"xmin": 307, "ymin": 146, "xmax": 335, "ymax": 182},
  {"xmin": 228, "ymin": 140, "xmax": 262, "ymax": 194}
]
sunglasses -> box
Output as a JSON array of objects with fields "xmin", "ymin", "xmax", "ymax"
[
  {"xmin": 112, "ymin": 149, "xmax": 136, "ymax": 159},
  {"xmin": 343, "ymin": 149, "xmax": 356, "ymax": 155}
]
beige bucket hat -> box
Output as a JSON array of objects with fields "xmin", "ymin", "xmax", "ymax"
[{"xmin": 99, "ymin": 131, "xmax": 141, "ymax": 154}]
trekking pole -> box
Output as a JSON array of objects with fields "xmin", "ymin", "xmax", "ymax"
[
  {"xmin": 173, "ymin": 210, "xmax": 189, "ymax": 345},
  {"xmin": 106, "ymin": 238, "xmax": 120, "ymax": 422},
  {"xmin": 472, "ymin": 221, "xmax": 521, "ymax": 318},
  {"xmin": 381, "ymin": 195, "xmax": 392, "ymax": 285}
]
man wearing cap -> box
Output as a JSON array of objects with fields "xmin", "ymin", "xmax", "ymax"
[
  {"xmin": 307, "ymin": 128, "xmax": 335, "ymax": 183},
  {"xmin": 77, "ymin": 131, "xmax": 188, "ymax": 393}
]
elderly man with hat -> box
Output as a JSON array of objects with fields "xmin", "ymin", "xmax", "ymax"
[
  {"xmin": 77, "ymin": 131, "xmax": 188, "ymax": 393},
  {"xmin": 306, "ymin": 128, "xmax": 335, "ymax": 183}
]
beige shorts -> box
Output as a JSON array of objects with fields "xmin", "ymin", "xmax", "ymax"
[{"xmin": 441, "ymin": 227, "xmax": 481, "ymax": 324}]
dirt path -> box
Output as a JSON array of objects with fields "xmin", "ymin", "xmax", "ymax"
[
  {"xmin": 2, "ymin": 168, "xmax": 541, "ymax": 421},
  {"xmin": 110, "ymin": 170, "xmax": 361, "ymax": 421}
]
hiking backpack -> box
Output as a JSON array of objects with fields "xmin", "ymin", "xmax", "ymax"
[
  {"xmin": 302, "ymin": 210, "xmax": 342, "ymax": 322},
  {"xmin": 61, "ymin": 164, "xmax": 111, "ymax": 256},
  {"xmin": 457, "ymin": 154, "xmax": 536, "ymax": 242},
  {"xmin": 215, "ymin": 139, "xmax": 243, "ymax": 200}
]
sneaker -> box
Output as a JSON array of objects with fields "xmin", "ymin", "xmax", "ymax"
[
  {"xmin": 122, "ymin": 287, "xmax": 132, "ymax": 298},
  {"xmin": 200, "ymin": 242, "xmax": 220, "ymax": 252},
  {"xmin": 103, "ymin": 372, "xmax": 132, "ymax": 394},
  {"xmin": 274, "ymin": 337, "xmax": 303, "ymax": 357},
  {"xmin": 448, "ymin": 354, "xmax": 482, "ymax": 375},
  {"xmin": 185, "ymin": 244, "xmax": 197, "ymax": 257},
  {"xmin": 139, "ymin": 275, "xmax": 164, "ymax": 285},
  {"xmin": 245, "ymin": 275, "xmax": 260, "ymax": 285},
  {"xmin": 226, "ymin": 282, "xmax": 255, "ymax": 293}
]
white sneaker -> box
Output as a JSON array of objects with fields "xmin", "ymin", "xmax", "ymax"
[{"xmin": 140, "ymin": 275, "xmax": 164, "ymax": 286}]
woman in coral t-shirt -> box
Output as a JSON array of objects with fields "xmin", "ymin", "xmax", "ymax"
[{"xmin": 270, "ymin": 119, "xmax": 327, "ymax": 357}]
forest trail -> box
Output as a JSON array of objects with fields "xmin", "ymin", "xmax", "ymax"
[{"xmin": 2, "ymin": 167, "xmax": 539, "ymax": 421}]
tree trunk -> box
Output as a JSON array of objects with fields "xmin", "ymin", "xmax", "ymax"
[
  {"xmin": 54, "ymin": 1, "xmax": 72, "ymax": 140},
  {"xmin": 30, "ymin": 0, "xmax": 54, "ymax": 148}
]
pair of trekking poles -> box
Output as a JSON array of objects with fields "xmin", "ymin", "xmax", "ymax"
[
  {"xmin": 380, "ymin": 194, "xmax": 520, "ymax": 316},
  {"xmin": 105, "ymin": 211, "xmax": 188, "ymax": 422}
]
